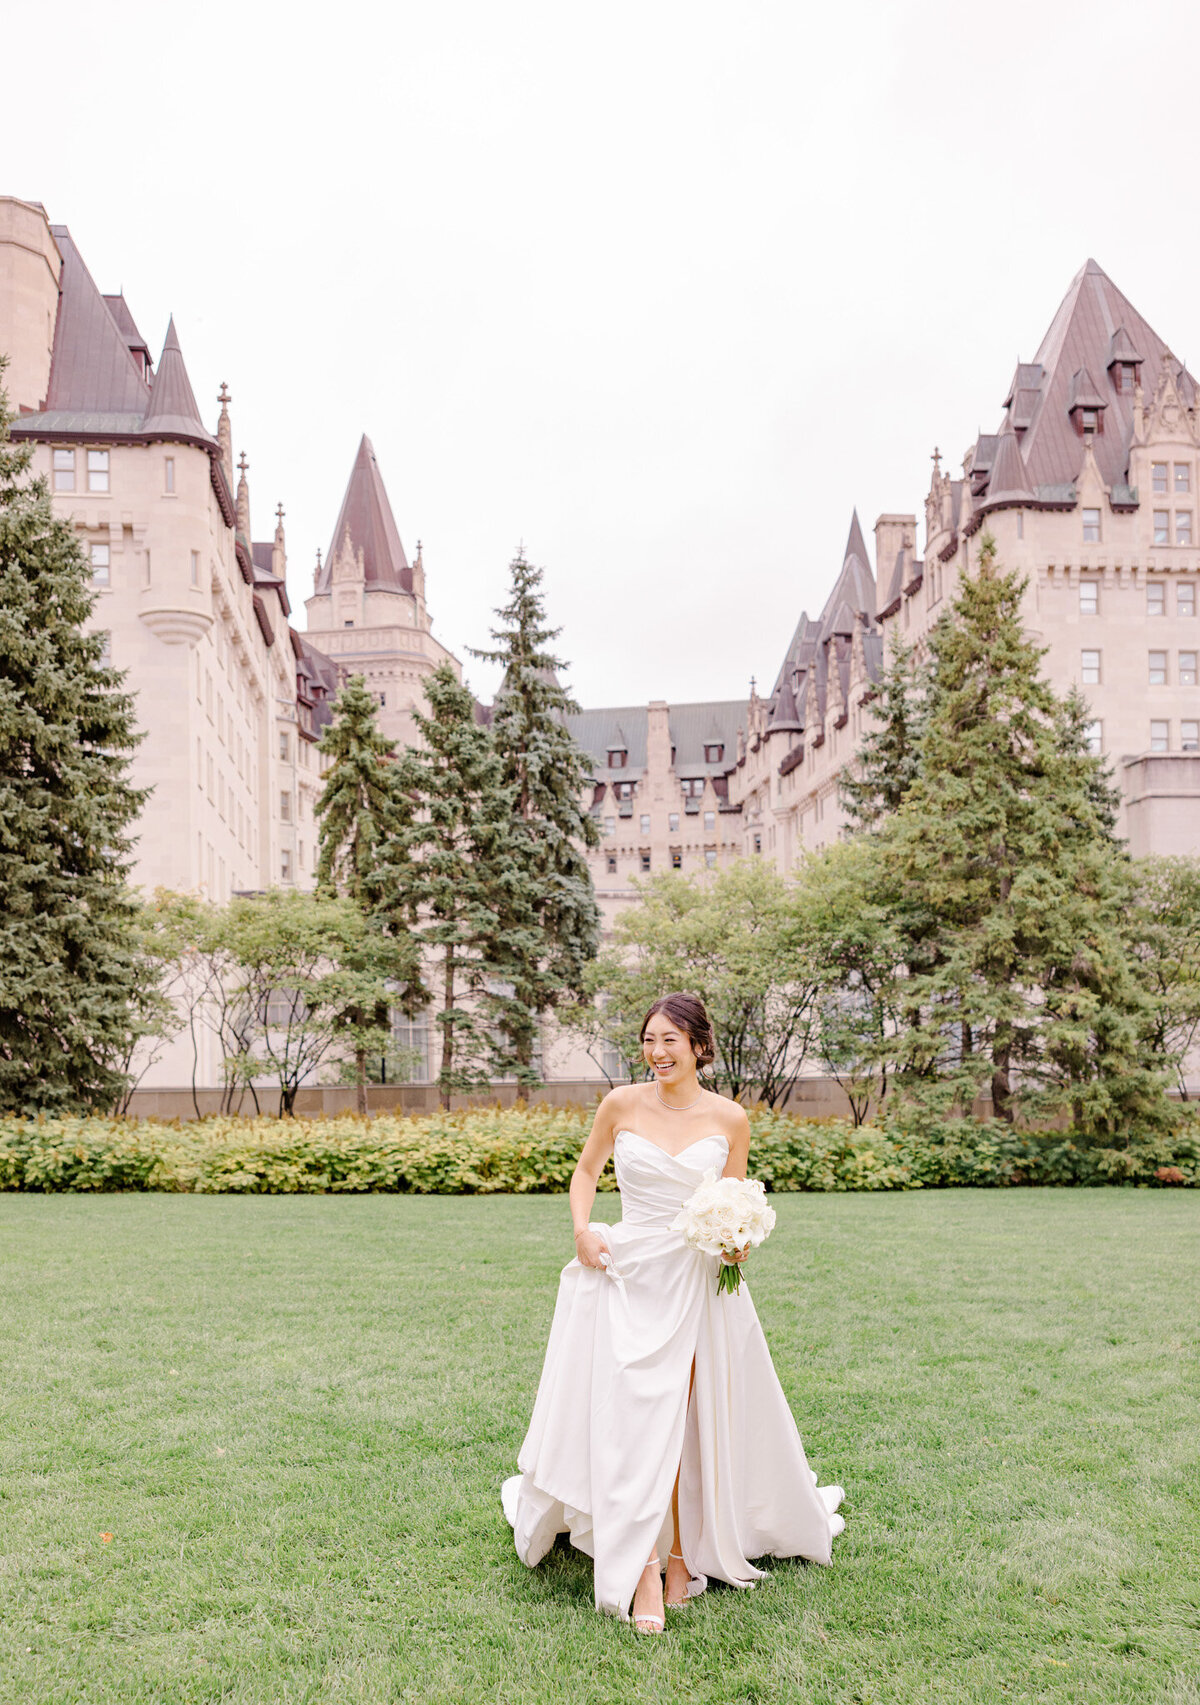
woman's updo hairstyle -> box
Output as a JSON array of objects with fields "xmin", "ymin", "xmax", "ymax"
[{"xmin": 639, "ymin": 992, "xmax": 717, "ymax": 1071}]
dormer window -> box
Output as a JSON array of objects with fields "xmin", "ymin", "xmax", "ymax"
[
  {"xmin": 1081, "ymin": 409, "xmax": 1099, "ymax": 434},
  {"xmin": 1068, "ymin": 368, "xmax": 1107, "ymax": 435},
  {"xmin": 1118, "ymin": 363, "xmax": 1138, "ymax": 394},
  {"xmin": 607, "ymin": 748, "xmax": 627, "ymax": 769},
  {"xmin": 703, "ymin": 743, "xmax": 724, "ymax": 764}
]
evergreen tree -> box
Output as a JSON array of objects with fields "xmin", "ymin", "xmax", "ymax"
[
  {"xmin": 0, "ymin": 366, "xmax": 151, "ymax": 1113},
  {"xmin": 881, "ymin": 534, "xmax": 1169, "ymax": 1138},
  {"xmin": 468, "ymin": 551, "xmax": 600, "ymax": 1079},
  {"xmin": 378, "ymin": 661, "xmax": 532, "ymax": 1108},
  {"xmin": 838, "ymin": 633, "xmax": 926, "ymax": 830},
  {"xmin": 315, "ymin": 673, "xmax": 397, "ymax": 897},
  {"xmin": 314, "ymin": 673, "xmax": 422, "ymax": 1111}
]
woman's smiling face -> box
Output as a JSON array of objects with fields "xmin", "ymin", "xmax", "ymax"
[{"xmin": 642, "ymin": 1015, "xmax": 698, "ymax": 1083}]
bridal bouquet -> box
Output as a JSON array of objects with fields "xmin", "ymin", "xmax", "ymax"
[{"xmin": 670, "ymin": 1170, "xmax": 777, "ymax": 1295}]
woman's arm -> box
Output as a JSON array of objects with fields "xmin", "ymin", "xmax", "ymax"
[
  {"xmin": 721, "ymin": 1102, "xmax": 754, "ymax": 1266},
  {"xmin": 569, "ymin": 1090, "xmax": 621, "ymax": 1269}
]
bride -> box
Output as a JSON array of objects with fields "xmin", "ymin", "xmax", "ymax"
[{"xmin": 501, "ymin": 991, "xmax": 845, "ymax": 1633}]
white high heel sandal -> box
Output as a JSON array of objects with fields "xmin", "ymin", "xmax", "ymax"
[
  {"xmin": 665, "ymin": 1548, "xmax": 707, "ymax": 1609},
  {"xmin": 632, "ymin": 1557, "xmax": 665, "ymax": 1634}
]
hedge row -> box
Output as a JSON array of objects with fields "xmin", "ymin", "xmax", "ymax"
[{"xmin": 0, "ymin": 1105, "xmax": 1196, "ymax": 1193}]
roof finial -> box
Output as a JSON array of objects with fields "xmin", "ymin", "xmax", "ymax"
[
  {"xmin": 749, "ymin": 674, "xmax": 757, "ymax": 698},
  {"xmin": 276, "ymin": 501, "xmax": 285, "ymax": 525},
  {"xmin": 238, "ymin": 451, "xmax": 249, "ymax": 475},
  {"xmin": 218, "ymin": 381, "xmax": 230, "ymax": 406},
  {"xmin": 931, "ymin": 445, "xmax": 941, "ymax": 475}
]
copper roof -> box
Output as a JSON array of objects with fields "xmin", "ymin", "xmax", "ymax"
[
  {"xmin": 991, "ymin": 258, "xmax": 1197, "ymax": 496},
  {"xmin": 43, "ymin": 227, "xmax": 150, "ymax": 415},
  {"xmin": 317, "ymin": 435, "xmax": 412, "ymax": 594},
  {"xmin": 142, "ymin": 317, "xmax": 212, "ymax": 442}
]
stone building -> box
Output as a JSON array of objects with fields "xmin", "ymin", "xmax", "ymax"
[{"xmin": 304, "ymin": 435, "xmax": 460, "ymax": 751}]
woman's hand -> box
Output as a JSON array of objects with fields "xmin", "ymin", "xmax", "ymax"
[
  {"xmin": 721, "ymin": 1245, "xmax": 749, "ymax": 1266},
  {"xmin": 574, "ymin": 1228, "xmax": 611, "ymax": 1270}
]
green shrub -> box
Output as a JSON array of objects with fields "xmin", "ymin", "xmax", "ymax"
[{"xmin": 0, "ymin": 1104, "xmax": 1195, "ymax": 1194}]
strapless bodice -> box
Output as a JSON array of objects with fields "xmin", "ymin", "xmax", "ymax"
[{"xmin": 613, "ymin": 1129, "xmax": 729, "ymax": 1227}]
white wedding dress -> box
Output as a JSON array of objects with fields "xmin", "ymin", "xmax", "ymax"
[{"xmin": 501, "ymin": 1129, "xmax": 845, "ymax": 1620}]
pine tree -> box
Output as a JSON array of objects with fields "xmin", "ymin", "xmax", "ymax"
[
  {"xmin": 0, "ymin": 366, "xmax": 151, "ymax": 1113},
  {"xmin": 315, "ymin": 673, "xmax": 398, "ymax": 898},
  {"xmin": 314, "ymin": 673, "xmax": 424, "ymax": 1110},
  {"xmin": 468, "ymin": 551, "xmax": 600, "ymax": 1080},
  {"xmin": 378, "ymin": 661, "xmax": 531, "ymax": 1108},
  {"xmin": 881, "ymin": 534, "xmax": 1169, "ymax": 1138},
  {"xmin": 838, "ymin": 633, "xmax": 926, "ymax": 830}
]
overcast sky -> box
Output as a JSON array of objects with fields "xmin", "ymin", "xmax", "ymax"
[{"xmin": 8, "ymin": 0, "xmax": 1200, "ymax": 709}]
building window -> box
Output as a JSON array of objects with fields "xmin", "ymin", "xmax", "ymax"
[
  {"xmin": 668, "ymin": 812, "xmax": 679, "ymax": 832},
  {"xmin": 1085, "ymin": 719, "xmax": 1104, "ymax": 755},
  {"xmin": 1150, "ymin": 720, "xmax": 1169, "ymax": 752},
  {"xmin": 1154, "ymin": 511, "xmax": 1171, "ymax": 545},
  {"xmin": 1081, "ymin": 649, "xmax": 1101, "ymax": 685},
  {"xmin": 607, "ymin": 749, "xmax": 627, "ymax": 768},
  {"xmin": 704, "ymin": 743, "xmax": 724, "ymax": 763},
  {"xmin": 280, "ymin": 848, "xmax": 292, "ymax": 882},
  {"xmin": 1179, "ymin": 583, "xmax": 1196, "ymax": 617},
  {"xmin": 703, "ymin": 810, "xmax": 715, "ymax": 831},
  {"xmin": 90, "ymin": 542, "xmax": 110, "ymax": 586},
  {"xmin": 639, "ymin": 850, "xmax": 651, "ymax": 872},
  {"xmin": 1082, "ymin": 508, "xmax": 1101, "ymax": 543},
  {"xmin": 1176, "ymin": 463, "xmax": 1191, "ymax": 493},
  {"xmin": 97, "ymin": 631, "xmax": 111, "ymax": 665},
  {"xmin": 391, "ymin": 1009, "xmax": 432, "ymax": 1083},
  {"xmin": 378, "ymin": 692, "xmax": 386, "ymax": 708},
  {"xmin": 190, "ymin": 551, "xmax": 200, "ymax": 587},
  {"xmin": 603, "ymin": 815, "xmax": 614, "ymax": 836},
  {"xmin": 1149, "ymin": 650, "xmax": 1168, "ymax": 685},
  {"xmin": 1182, "ymin": 720, "xmax": 1199, "ymax": 751},
  {"xmin": 1079, "ymin": 580, "xmax": 1098, "ymax": 616},
  {"xmin": 1119, "ymin": 363, "xmax": 1137, "ymax": 393},
  {"xmin": 671, "ymin": 847, "xmax": 682, "ymax": 869},
  {"xmin": 1153, "ymin": 462, "xmax": 1169, "ymax": 495},
  {"xmin": 681, "ymin": 778, "xmax": 704, "ymax": 797},
  {"xmin": 280, "ymin": 731, "xmax": 290, "ymax": 762},
  {"xmin": 280, "ymin": 791, "xmax": 292, "ymax": 822},
  {"xmin": 606, "ymin": 852, "xmax": 617, "ymax": 873},
  {"xmin": 164, "ymin": 457, "xmax": 175, "ymax": 493},
  {"xmin": 52, "ymin": 448, "xmax": 75, "ymax": 491},
  {"xmin": 615, "ymin": 782, "xmax": 633, "ymax": 800},
  {"xmin": 1017, "ymin": 513, "xmax": 1024, "ymax": 539},
  {"xmin": 753, "ymin": 833, "xmax": 762, "ymax": 855},
  {"xmin": 1081, "ymin": 409, "xmax": 1098, "ymax": 433},
  {"xmin": 1181, "ymin": 651, "xmax": 1198, "ymax": 686},
  {"xmin": 1178, "ymin": 512, "xmax": 1194, "ymax": 547},
  {"xmin": 639, "ymin": 813, "xmax": 650, "ymax": 834},
  {"xmin": 143, "ymin": 550, "xmax": 152, "ymax": 587},
  {"xmin": 704, "ymin": 849, "xmax": 717, "ymax": 870},
  {"xmin": 86, "ymin": 449, "xmax": 109, "ymax": 492},
  {"xmin": 1148, "ymin": 582, "xmax": 1166, "ymax": 617}
]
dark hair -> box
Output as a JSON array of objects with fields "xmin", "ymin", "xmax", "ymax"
[{"xmin": 639, "ymin": 992, "xmax": 716, "ymax": 1070}]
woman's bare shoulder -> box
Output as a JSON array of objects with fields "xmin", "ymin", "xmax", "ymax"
[
  {"xmin": 707, "ymin": 1090, "xmax": 751, "ymax": 1139},
  {"xmin": 593, "ymin": 1081, "xmax": 645, "ymax": 1126}
]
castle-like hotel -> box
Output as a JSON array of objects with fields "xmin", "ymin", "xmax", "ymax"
[{"xmin": 3, "ymin": 194, "xmax": 1198, "ymax": 1089}]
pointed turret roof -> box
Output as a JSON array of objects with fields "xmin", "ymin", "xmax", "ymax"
[
  {"xmin": 316, "ymin": 435, "xmax": 411, "ymax": 594},
  {"xmin": 42, "ymin": 226, "xmax": 149, "ymax": 416},
  {"xmin": 984, "ymin": 428, "xmax": 1036, "ymax": 507},
  {"xmin": 142, "ymin": 317, "xmax": 213, "ymax": 443},
  {"xmin": 991, "ymin": 258, "xmax": 1197, "ymax": 492},
  {"xmin": 844, "ymin": 509, "xmax": 870, "ymax": 572}
]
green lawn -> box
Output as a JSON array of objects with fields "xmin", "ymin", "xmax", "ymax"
[{"xmin": 1, "ymin": 1190, "xmax": 1197, "ymax": 1705}]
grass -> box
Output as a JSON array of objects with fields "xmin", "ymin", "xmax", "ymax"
[{"xmin": 1, "ymin": 1190, "xmax": 1198, "ymax": 1705}]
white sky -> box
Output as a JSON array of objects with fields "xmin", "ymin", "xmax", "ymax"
[{"xmin": 7, "ymin": 0, "xmax": 1200, "ymax": 709}]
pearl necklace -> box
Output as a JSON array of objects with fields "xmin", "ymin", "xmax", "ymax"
[{"xmin": 655, "ymin": 1079, "xmax": 704, "ymax": 1112}]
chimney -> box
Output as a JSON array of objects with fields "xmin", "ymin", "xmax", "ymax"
[{"xmin": 874, "ymin": 513, "xmax": 916, "ymax": 584}]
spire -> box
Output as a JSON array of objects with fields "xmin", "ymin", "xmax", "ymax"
[
  {"xmin": 843, "ymin": 509, "xmax": 870, "ymax": 569},
  {"xmin": 272, "ymin": 502, "xmax": 286, "ymax": 579},
  {"xmin": 216, "ymin": 382, "xmax": 233, "ymax": 485},
  {"xmin": 412, "ymin": 537, "xmax": 426, "ymax": 603},
  {"xmin": 984, "ymin": 428, "xmax": 1035, "ymax": 507},
  {"xmin": 236, "ymin": 451, "xmax": 251, "ymax": 538},
  {"xmin": 314, "ymin": 546, "xmax": 323, "ymax": 590},
  {"xmin": 142, "ymin": 316, "xmax": 210, "ymax": 441},
  {"xmin": 317, "ymin": 435, "xmax": 411, "ymax": 594}
]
